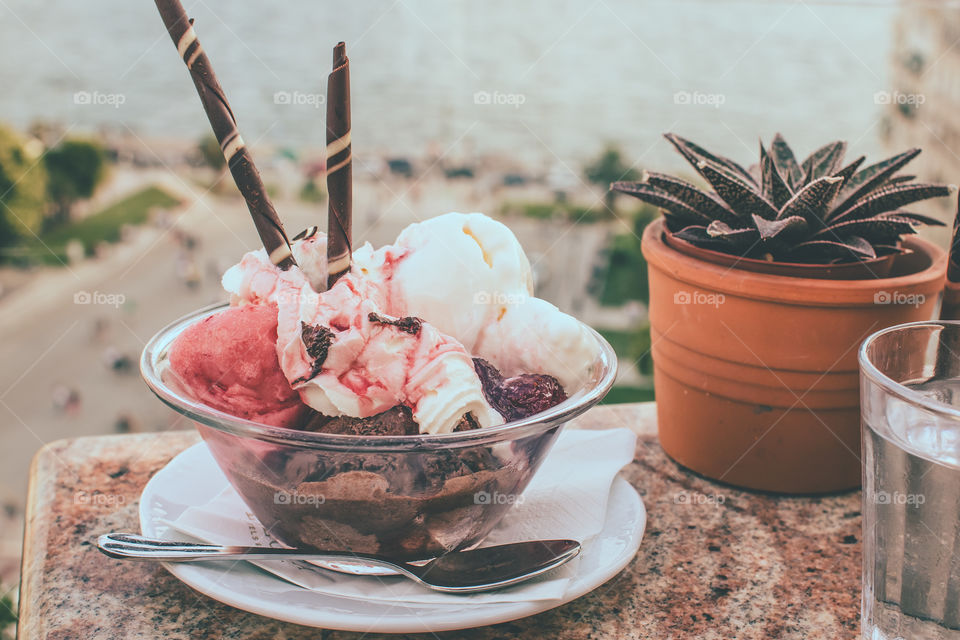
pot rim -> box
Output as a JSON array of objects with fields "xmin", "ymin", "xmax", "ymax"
[{"xmin": 642, "ymin": 218, "xmax": 947, "ymax": 306}]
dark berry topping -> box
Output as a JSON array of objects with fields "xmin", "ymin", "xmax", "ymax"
[
  {"xmin": 473, "ymin": 358, "xmax": 567, "ymax": 421},
  {"xmin": 368, "ymin": 312, "xmax": 422, "ymax": 336},
  {"xmin": 297, "ymin": 322, "xmax": 335, "ymax": 382}
]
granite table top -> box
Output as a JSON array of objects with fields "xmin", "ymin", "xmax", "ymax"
[{"xmin": 17, "ymin": 402, "xmax": 862, "ymax": 639}]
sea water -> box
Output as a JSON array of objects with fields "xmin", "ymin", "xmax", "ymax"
[{"xmin": 863, "ymin": 379, "xmax": 960, "ymax": 640}]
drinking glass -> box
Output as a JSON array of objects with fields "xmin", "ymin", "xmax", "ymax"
[{"xmin": 860, "ymin": 321, "xmax": 960, "ymax": 639}]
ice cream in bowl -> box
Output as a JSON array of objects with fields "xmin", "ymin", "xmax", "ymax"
[{"xmin": 142, "ymin": 213, "xmax": 617, "ymax": 560}]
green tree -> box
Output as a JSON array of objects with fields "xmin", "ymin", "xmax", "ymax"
[
  {"xmin": 299, "ymin": 178, "xmax": 326, "ymax": 203},
  {"xmin": 0, "ymin": 585, "xmax": 15, "ymax": 639},
  {"xmin": 594, "ymin": 205, "xmax": 659, "ymax": 306},
  {"xmin": 43, "ymin": 139, "xmax": 106, "ymax": 225},
  {"xmin": 197, "ymin": 134, "xmax": 226, "ymax": 173},
  {"xmin": 0, "ymin": 125, "xmax": 48, "ymax": 249},
  {"xmin": 628, "ymin": 323, "xmax": 654, "ymax": 376},
  {"xmin": 584, "ymin": 144, "xmax": 640, "ymax": 213},
  {"xmin": 197, "ymin": 134, "xmax": 229, "ymax": 192}
]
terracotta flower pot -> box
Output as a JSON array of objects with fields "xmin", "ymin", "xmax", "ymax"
[{"xmin": 642, "ymin": 218, "xmax": 946, "ymax": 494}]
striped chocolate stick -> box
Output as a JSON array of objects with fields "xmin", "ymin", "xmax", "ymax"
[
  {"xmin": 154, "ymin": 0, "xmax": 295, "ymax": 270},
  {"xmin": 326, "ymin": 42, "xmax": 352, "ymax": 288},
  {"xmin": 948, "ymin": 194, "xmax": 960, "ymax": 284},
  {"xmin": 941, "ymin": 194, "xmax": 960, "ymax": 321},
  {"xmin": 292, "ymin": 226, "xmax": 321, "ymax": 242}
]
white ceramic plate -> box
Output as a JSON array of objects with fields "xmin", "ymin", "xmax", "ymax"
[{"xmin": 140, "ymin": 442, "xmax": 646, "ymax": 634}]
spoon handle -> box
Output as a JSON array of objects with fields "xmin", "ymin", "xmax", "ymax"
[{"xmin": 97, "ymin": 533, "xmax": 401, "ymax": 568}]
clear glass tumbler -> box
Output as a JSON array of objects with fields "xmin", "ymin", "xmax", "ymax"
[{"xmin": 860, "ymin": 321, "xmax": 960, "ymax": 640}]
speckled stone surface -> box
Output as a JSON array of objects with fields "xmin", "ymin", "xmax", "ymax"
[{"xmin": 18, "ymin": 403, "xmax": 862, "ymax": 639}]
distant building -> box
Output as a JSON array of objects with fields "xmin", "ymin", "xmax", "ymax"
[{"xmin": 884, "ymin": 5, "xmax": 960, "ymax": 219}]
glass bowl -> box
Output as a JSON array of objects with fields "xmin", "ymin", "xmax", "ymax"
[{"xmin": 141, "ymin": 303, "xmax": 617, "ymax": 561}]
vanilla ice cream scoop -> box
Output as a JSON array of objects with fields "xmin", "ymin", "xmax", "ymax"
[
  {"xmin": 474, "ymin": 296, "xmax": 596, "ymax": 390},
  {"xmin": 374, "ymin": 212, "xmax": 597, "ymax": 390},
  {"xmin": 374, "ymin": 212, "xmax": 533, "ymax": 353}
]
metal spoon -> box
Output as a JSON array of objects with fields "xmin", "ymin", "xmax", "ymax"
[{"xmin": 97, "ymin": 533, "xmax": 580, "ymax": 593}]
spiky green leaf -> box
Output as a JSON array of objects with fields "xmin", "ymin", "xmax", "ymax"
[
  {"xmin": 801, "ymin": 141, "xmax": 847, "ymax": 185},
  {"xmin": 672, "ymin": 225, "xmax": 726, "ymax": 247},
  {"xmin": 879, "ymin": 211, "xmax": 945, "ymax": 227},
  {"xmin": 760, "ymin": 143, "xmax": 793, "ymax": 209},
  {"xmin": 831, "ymin": 148, "xmax": 922, "ymax": 218},
  {"xmin": 771, "ymin": 133, "xmax": 805, "ymax": 190},
  {"xmin": 887, "ymin": 174, "xmax": 917, "ymax": 186},
  {"xmin": 832, "ymin": 155, "xmax": 865, "ymax": 190},
  {"xmin": 697, "ymin": 161, "xmax": 780, "ymax": 220},
  {"xmin": 610, "ymin": 182, "xmax": 713, "ymax": 227},
  {"xmin": 707, "ymin": 221, "xmax": 760, "ymax": 250},
  {"xmin": 787, "ymin": 237, "xmax": 878, "ymax": 261},
  {"xmin": 816, "ymin": 216, "xmax": 917, "ymax": 244},
  {"xmin": 830, "ymin": 183, "xmax": 952, "ymax": 224},
  {"xmin": 677, "ymin": 223, "xmax": 758, "ymax": 250},
  {"xmin": 752, "ymin": 213, "xmax": 808, "ymax": 242},
  {"xmin": 664, "ymin": 133, "xmax": 757, "ymax": 185},
  {"xmin": 842, "ymin": 235, "xmax": 877, "ymax": 259},
  {"xmin": 777, "ymin": 175, "xmax": 844, "ymax": 226},
  {"xmin": 641, "ymin": 171, "xmax": 740, "ymax": 224}
]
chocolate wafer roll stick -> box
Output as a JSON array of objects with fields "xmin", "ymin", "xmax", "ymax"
[
  {"xmin": 941, "ymin": 194, "xmax": 960, "ymax": 321},
  {"xmin": 326, "ymin": 42, "xmax": 352, "ymax": 288},
  {"xmin": 154, "ymin": 0, "xmax": 295, "ymax": 270}
]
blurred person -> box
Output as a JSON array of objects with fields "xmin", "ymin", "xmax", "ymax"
[
  {"xmin": 175, "ymin": 251, "xmax": 201, "ymax": 289},
  {"xmin": 91, "ymin": 317, "xmax": 109, "ymax": 344},
  {"xmin": 65, "ymin": 388, "xmax": 81, "ymax": 416},
  {"xmin": 51, "ymin": 383, "xmax": 82, "ymax": 415},
  {"xmin": 113, "ymin": 412, "xmax": 140, "ymax": 434},
  {"xmin": 101, "ymin": 346, "xmax": 133, "ymax": 374},
  {"xmin": 51, "ymin": 383, "xmax": 71, "ymax": 412}
]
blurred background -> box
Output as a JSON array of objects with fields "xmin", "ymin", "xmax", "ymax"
[{"xmin": 0, "ymin": 0, "xmax": 956, "ymax": 632}]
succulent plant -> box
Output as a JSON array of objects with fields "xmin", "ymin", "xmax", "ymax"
[{"xmin": 612, "ymin": 133, "xmax": 952, "ymax": 263}]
